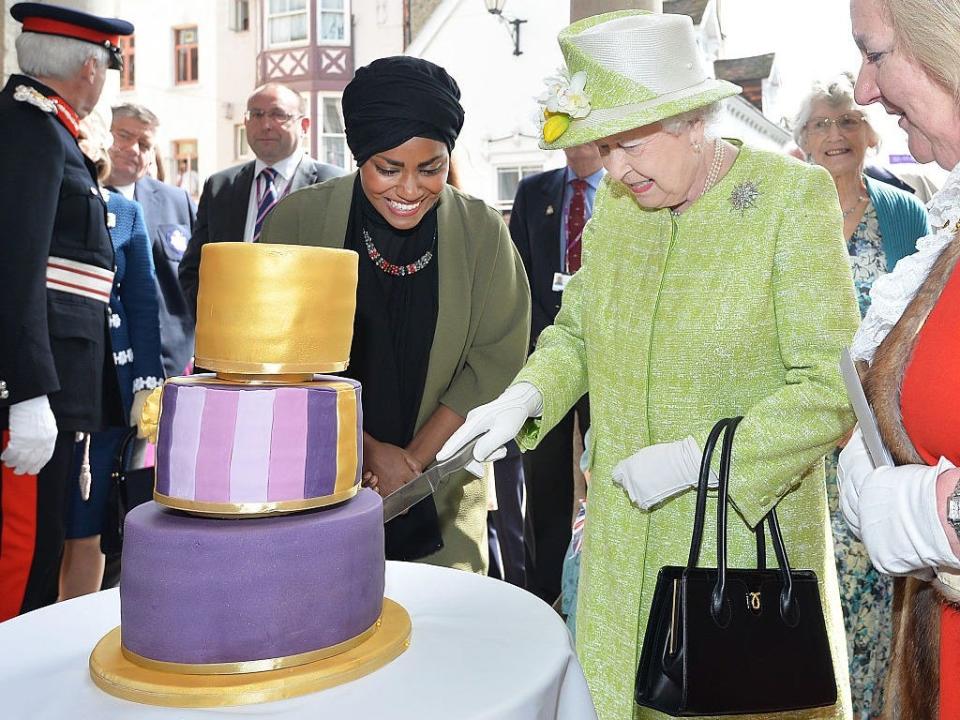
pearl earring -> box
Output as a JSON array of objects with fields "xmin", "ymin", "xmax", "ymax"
[{"xmin": 692, "ymin": 140, "xmax": 703, "ymax": 153}]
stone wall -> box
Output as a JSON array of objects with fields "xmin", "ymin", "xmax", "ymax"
[{"xmin": 408, "ymin": 0, "xmax": 445, "ymax": 46}]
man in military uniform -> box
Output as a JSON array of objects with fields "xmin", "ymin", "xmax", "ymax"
[{"xmin": 0, "ymin": 2, "xmax": 131, "ymax": 620}]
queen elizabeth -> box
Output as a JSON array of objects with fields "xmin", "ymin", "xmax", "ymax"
[{"xmin": 440, "ymin": 11, "xmax": 859, "ymax": 720}]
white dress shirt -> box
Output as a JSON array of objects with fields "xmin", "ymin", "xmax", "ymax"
[
  {"xmin": 242, "ymin": 151, "xmax": 304, "ymax": 243},
  {"xmin": 114, "ymin": 182, "xmax": 135, "ymax": 201}
]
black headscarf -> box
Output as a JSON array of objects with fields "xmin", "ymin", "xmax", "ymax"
[{"xmin": 342, "ymin": 56, "xmax": 465, "ymax": 166}]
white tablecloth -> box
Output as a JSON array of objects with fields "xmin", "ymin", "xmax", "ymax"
[{"xmin": 0, "ymin": 561, "xmax": 596, "ymax": 719}]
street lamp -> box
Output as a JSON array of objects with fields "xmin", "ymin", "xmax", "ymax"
[{"xmin": 484, "ymin": 0, "xmax": 527, "ymax": 56}]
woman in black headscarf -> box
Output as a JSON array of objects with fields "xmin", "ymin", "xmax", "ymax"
[{"xmin": 260, "ymin": 57, "xmax": 530, "ymax": 572}]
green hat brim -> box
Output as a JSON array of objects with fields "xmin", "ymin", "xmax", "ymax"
[{"xmin": 540, "ymin": 78, "xmax": 741, "ymax": 150}]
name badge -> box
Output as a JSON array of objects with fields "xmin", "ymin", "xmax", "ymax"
[{"xmin": 552, "ymin": 272, "xmax": 572, "ymax": 292}]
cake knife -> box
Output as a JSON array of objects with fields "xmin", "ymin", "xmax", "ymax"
[{"xmin": 381, "ymin": 439, "xmax": 480, "ymax": 523}]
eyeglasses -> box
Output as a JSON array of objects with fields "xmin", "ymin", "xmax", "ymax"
[
  {"xmin": 244, "ymin": 109, "xmax": 300, "ymax": 125},
  {"xmin": 805, "ymin": 114, "xmax": 866, "ymax": 135}
]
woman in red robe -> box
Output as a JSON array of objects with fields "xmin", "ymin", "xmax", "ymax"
[{"xmin": 841, "ymin": 1, "xmax": 960, "ymax": 717}]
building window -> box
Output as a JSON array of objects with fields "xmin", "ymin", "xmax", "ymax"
[
  {"xmin": 267, "ymin": 0, "xmax": 308, "ymax": 47},
  {"xmin": 229, "ymin": 0, "xmax": 250, "ymax": 32},
  {"xmin": 173, "ymin": 140, "xmax": 200, "ymax": 198},
  {"xmin": 234, "ymin": 124, "xmax": 250, "ymax": 160},
  {"xmin": 318, "ymin": 0, "xmax": 346, "ymax": 42},
  {"xmin": 496, "ymin": 165, "xmax": 542, "ymax": 208},
  {"xmin": 174, "ymin": 27, "xmax": 199, "ymax": 84},
  {"xmin": 319, "ymin": 96, "xmax": 349, "ymax": 169},
  {"xmin": 119, "ymin": 35, "xmax": 135, "ymax": 90}
]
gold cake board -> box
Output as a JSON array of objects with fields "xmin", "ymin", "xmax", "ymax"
[{"xmin": 89, "ymin": 598, "xmax": 411, "ymax": 708}]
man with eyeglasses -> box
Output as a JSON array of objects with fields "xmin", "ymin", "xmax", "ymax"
[
  {"xmin": 107, "ymin": 102, "xmax": 197, "ymax": 380},
  {"xmin": 178, "ymin": 83, "xmax": 344, "ymax": 318}
]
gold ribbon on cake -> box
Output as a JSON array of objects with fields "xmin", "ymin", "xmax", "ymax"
[{"xmin": 121, "ymin": 616, "xmax": 383, "ymax": 675}]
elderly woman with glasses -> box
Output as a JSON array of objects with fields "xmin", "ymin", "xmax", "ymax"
[
  {"xmin": 441, "ymin": 11, "xmax": 860, "ymax": 719},
  {"xmin": 794, "ymin": 76, "xmax": 929, "ymax": 720},
  {"xmin": 795, "ymin": 77, "xmax": 928, "ymax": 316}
]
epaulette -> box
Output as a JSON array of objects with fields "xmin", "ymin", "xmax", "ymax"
[{"xmin": 13, "ymin": 85, "xmax": 55, "ymax": 113}]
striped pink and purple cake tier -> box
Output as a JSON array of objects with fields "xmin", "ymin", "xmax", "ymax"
[{"xmin": 154, "ymin": 375, "xmax": 362, "ymax": 515}]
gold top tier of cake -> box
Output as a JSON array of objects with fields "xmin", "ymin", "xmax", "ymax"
[{"xmin": 194, "ymin": 243, "xmax": 358, "ymax": 377}]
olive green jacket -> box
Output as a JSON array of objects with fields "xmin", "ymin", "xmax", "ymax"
[{"xmin": 261, "ymin": 173, "xmax": 531, "ymax": 572}]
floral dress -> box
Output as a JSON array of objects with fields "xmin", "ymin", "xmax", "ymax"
[{"xmin": 825, "ymin": 200, "xmax": 894, "ymax": 720}]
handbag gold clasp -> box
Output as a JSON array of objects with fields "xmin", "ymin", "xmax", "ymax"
[
  {"xmin": 746, "ymin": 591, "xmax": 761, "ymax": 612},
  {"xmin": 668, "ymin": 578, "xmax": 680, "ymax": 655}
]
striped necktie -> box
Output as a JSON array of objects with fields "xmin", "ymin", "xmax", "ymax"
[{"xmin": 253, "ymin": 166, "xmax": 280, "ymax": 242}]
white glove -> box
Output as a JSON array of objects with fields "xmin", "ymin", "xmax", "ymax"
[
  {"xmin": 611, "ymin": 436, "xmax": 716, "ymax": 510},
  {"xmin": 130, "ymin": 389, "xmax": 151, "ymax": 435},
  {"xmin": 858, "ymin": 456, "xmax": 960, "ymax": 576},
  {"xmin": 836, "ymin": 427, "xmax": 873, "ymax": 539},
  {"xmin": 1, "ymin": 395, "xmax": 58, "ymax": 475},
  {"xmin": 437, "ymin": 382, "xmax": 543, "ymax": 478}
]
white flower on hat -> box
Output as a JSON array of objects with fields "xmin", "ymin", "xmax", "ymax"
[
  {"xmin": 536, "ymin": 69, "xmax": 591, "ymax": 143},
  {"xmin": 537, "ymin": 69, "xmax": 591, "ymax": 119}
]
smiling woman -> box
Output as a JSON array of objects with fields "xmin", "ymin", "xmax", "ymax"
[{"xmin": 260, "ymin": 56, "xmax": 530, "ymax": 574}]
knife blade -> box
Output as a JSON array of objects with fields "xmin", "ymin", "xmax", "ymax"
[{"xmin": 381, "ymin": 438, "xmax": 480, "ymax": 523}]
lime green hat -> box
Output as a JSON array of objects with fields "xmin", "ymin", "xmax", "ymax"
[{"xmin": 538, "ymin": 10, "xmax": 741, "ymax": 149}]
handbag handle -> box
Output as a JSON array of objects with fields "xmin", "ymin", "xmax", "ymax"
[
  {"xmin": 686, "ymin": 418, "xmax": 731, "ymax": 569},
  {"xmin": 111, "ymin": 427, "xmax": 141, "ymax": 480},
  {"xmin": 685, "ymin": 417, "xmax": 798, "ymax": 627}
]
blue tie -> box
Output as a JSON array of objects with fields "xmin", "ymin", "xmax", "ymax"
[{"xmin": 253, "ymin": 167, "xmax": 280, "ymax": 242}]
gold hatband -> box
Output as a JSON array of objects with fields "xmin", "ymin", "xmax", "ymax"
[{"xmin": 121, "ymin": 615, "xmax": 381, "ymax": 675}]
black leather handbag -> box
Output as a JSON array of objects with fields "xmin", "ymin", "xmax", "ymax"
[
  {"xmin": 634, "ymin": 417, "xmax": 838, "ymax": 716},
  {"xmin": 100, "ymin": 428, "xmax": 155, "ymax": 556}
]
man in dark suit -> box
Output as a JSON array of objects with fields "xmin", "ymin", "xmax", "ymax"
[
  {"xmin": 106, "ymin": 103, "xmax": 197, "ymax": 378},
  {"xmin": 0, "ymin": 1, "xmax": 129, "ymax": 619},
  {"xmin": 179, "ymin": 83, "xmax": 345, "ymax": 317},
  {"xmin": 508, "ymin": 143, "xmax": 603, "ymax": 604}
]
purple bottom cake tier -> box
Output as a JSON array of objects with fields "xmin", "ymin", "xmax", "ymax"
[{"xmin": 120, "ymin": 488, "xmax": 385, "ymax": 671}]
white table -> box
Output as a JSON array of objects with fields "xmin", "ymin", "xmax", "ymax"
[{"xmin": 0, "ymin": 562, "xmax": 596, "ymax": 720}]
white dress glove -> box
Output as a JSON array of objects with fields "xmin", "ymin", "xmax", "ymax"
[
  {"xmin": 612, "ymin": 436, "xmax": 715, "ymax": 510},
  {"xmin": 1, "ymin": 395, "xmax": 58, "ymax": 475},
  {"xmin": 836, "ymin": 427, "xmax": 873, "ymax": 539},
  {"xmin": 437, "ymin": 382, "xmax": 543, "ymax": 478},
  {"xmin": 858, "ymin": 456, "xmax": 959, "ymax": 576},
  {"xmin": 129, "ymin": 389, "xmax": 151, "ymax": 436}
]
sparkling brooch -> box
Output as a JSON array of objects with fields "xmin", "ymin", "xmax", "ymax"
[{"xmin": 729, "ymin": 181, "xmax": 761, "ymax": 214}]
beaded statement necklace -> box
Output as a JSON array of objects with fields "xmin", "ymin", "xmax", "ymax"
[{"xmin": 363, "ymin": 227, "xmax": 436, "ymax": 277}]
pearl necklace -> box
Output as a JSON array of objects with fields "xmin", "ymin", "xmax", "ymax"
[
  {"xmin": 672, "ymin": 139, "xmax": 725, "ymax": 216},
  {"xmin": 842, "ymin": 194, "xmax": 867, "ymax": 219},
  {"xmin": 703, "ymin": 139, "xmax": 725, "ymax": 196}
]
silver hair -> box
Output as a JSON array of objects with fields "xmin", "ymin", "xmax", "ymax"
[
  {"xmin": 792, "ymin": 75, "xmax": 881, "ymax": 149},
  {"xmin": 15, "ymin": 32, "xmax": 110, "ymax": 81},
  {"xmin": 111, "ymin": 103, "xmax": 160, "ymax": 129},
  {"xmin": 661, "ymin": 101, "xmax": 723, "ymax": 136}
]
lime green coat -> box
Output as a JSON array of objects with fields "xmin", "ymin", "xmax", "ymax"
[
  {"xmin": 515, "ymin": 145, "xmax": 859, "ymax": 720},
  {"xmin": 261, "ymin": 174, "xmax": 531, "ymax": 573}
]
